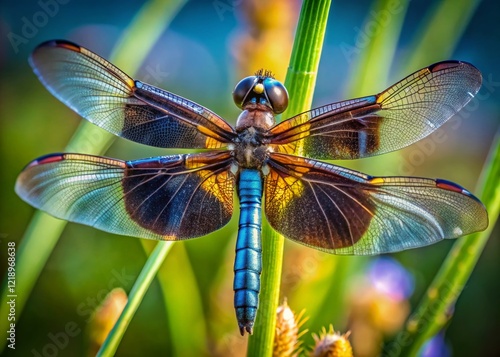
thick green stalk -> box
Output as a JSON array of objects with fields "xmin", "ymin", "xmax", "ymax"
[
  {"xmin": 386, "ymin": 134, "xmax": 500, "ymax": 357},
  {"xmin": 97, "ymin": 241, "xmax": 174, "ymax": 357},
  {"xmin": 0, "ymin": 0, "xmax": 187, "ymax": 352},
  {"xmin": 247, "ymin": 1, "xmax": 332, "ymax": 355}
]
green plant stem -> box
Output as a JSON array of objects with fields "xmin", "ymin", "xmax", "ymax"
[
  {"xmin": 154, "ymin": 243, "xmax": 207, "ymax": 356},
  {"xmin": 282, "ymin": 0, "xmax": 332, "ymax": 118},
  {"xmin": 386, "ymin": 133, "xmax": 500, "ymax": 357},
  {"xmin": 97, "ymin": 241, "xmax": 174, "ymax": 357},
  {"xmin": 247, "ymin": 1, "xmax": 332, "ymax": 355},
  {"xmin": 0, "ymin": 0, "xmax": 187, "ymax": 353}
]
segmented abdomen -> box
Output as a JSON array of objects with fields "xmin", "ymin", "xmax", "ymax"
[{"xmin": 234, "ymin": 169, "xmax": 263, "ymax": 335}]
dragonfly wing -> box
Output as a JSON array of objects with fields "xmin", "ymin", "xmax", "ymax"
[
  {"xmin": 16, "ymin": 151, "xmax": 235, "ymax": 239},
  {"xmin": 30, "ymin": 40, "xmax": 236, "ymax": 149},
  {"xmin": 264, "ymin": 153, "xmax": 488, "ymax": 255},
  {"xmin": 270, "ymin": 61, "xmax": 482, "ymax": 159}
]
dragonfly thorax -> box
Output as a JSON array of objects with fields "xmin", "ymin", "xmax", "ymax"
[
  {"xmin": 235, "ymin": 104, "xmax": 275, "ymax": 131},
  {"xmin": 233, "ymin": 126, "xmax": 270, "ymax": 169}
]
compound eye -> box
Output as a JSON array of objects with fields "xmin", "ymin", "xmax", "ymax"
[
  {"xmin": 263, "ymin": 78, "xmax": 288, "ymax": 114},
  {"xmin": 232, "ymin": 76, "xmax": 257, "ymax": 109}
]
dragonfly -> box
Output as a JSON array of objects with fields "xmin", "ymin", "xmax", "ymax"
[{"xmin": 16, "ymin": 40, "xmax": 488, "ymax": 335}]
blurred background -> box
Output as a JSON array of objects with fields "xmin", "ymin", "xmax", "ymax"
[{"xmin": 1, "ymin": 0, "xmax": 499, "ymax": 356}]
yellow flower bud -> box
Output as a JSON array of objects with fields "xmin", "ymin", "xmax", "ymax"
[
  {"xmin": 274, "ymin": 299, "xmax": 308, "ymax": 357},
  {"xmin": 311, "ymin": 325, "xmax": 353, "ymax": 357}
]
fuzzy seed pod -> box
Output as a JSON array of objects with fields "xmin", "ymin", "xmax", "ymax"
[
  {"xmin": 310, "ymin": 325, "xmax": 353, "ymax": 357},
  {"xmin": 274, "ymin": 299, "xmax": 308, "ymax": 357}
]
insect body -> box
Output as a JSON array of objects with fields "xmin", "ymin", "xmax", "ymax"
[{"xmin": 16, "ymin": 40, "xmax": 488, "ymax": 335}]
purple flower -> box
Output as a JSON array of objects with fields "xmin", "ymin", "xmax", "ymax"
[
  {"xmin": 368, "ymin": 257, "xmax": 414, "ymax": 301},
  {"xmin": 419, "ymin": 333, "xmax": 450, "ymax": 357}
]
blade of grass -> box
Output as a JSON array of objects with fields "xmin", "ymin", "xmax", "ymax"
[
  {"xmin": 0, "ymin": 0, "xmax": 187, "ymax": 352},
  {"xmin": 247, "ymin": 1, "xmax": 332, "ymax": 355},
  {"xmin": 140, "ymin": 242, "xmax": 208, "ymax": 356},
  {"xmin": 385, "ymin": 131, "xmax": 500, "ymax": 357},
  {"xmin": 401, "ymin": 0, "xmax": 481, "ymax": 73},
  {"xmin": 97, "ymin": 241, "xmax": 174, "ymax": 357},
  {"xmin": 345, "ymin": 0, "xmax": 410, "ymax": 97}
]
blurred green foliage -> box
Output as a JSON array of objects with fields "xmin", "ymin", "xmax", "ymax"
[{"xmin": 0, "ymin": 0, "xmax": 499, "ymax": 356}]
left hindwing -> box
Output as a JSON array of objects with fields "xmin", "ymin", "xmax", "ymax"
[
  {"xmin": 15, "ymin": 151, "xmax": 235, "ymax": 240},
  {"xmin": 264, "ymin": 153, "xmax": 488, "ymax": 255}
]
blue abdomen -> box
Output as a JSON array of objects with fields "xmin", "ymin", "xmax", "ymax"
[{"xmin": 234, "ymin": 169, "xmax": 263, "ymax": 335}]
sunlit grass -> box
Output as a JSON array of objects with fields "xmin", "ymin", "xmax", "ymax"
[
  {"xmin": 2, "ymin": 0, "xmax": 493, "ymax": 355},
  {"xmin": 401, "ymin": 0, "xmax": 481, "ymax": 74},
  {"xmin": 97, "ymin": 242, "xmax": 173, "ymax": 356}
]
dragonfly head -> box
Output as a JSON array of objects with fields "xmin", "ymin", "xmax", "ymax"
[{"xmin": 232, "ymin": 70, "xmax": 289, "ymax": 114}]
